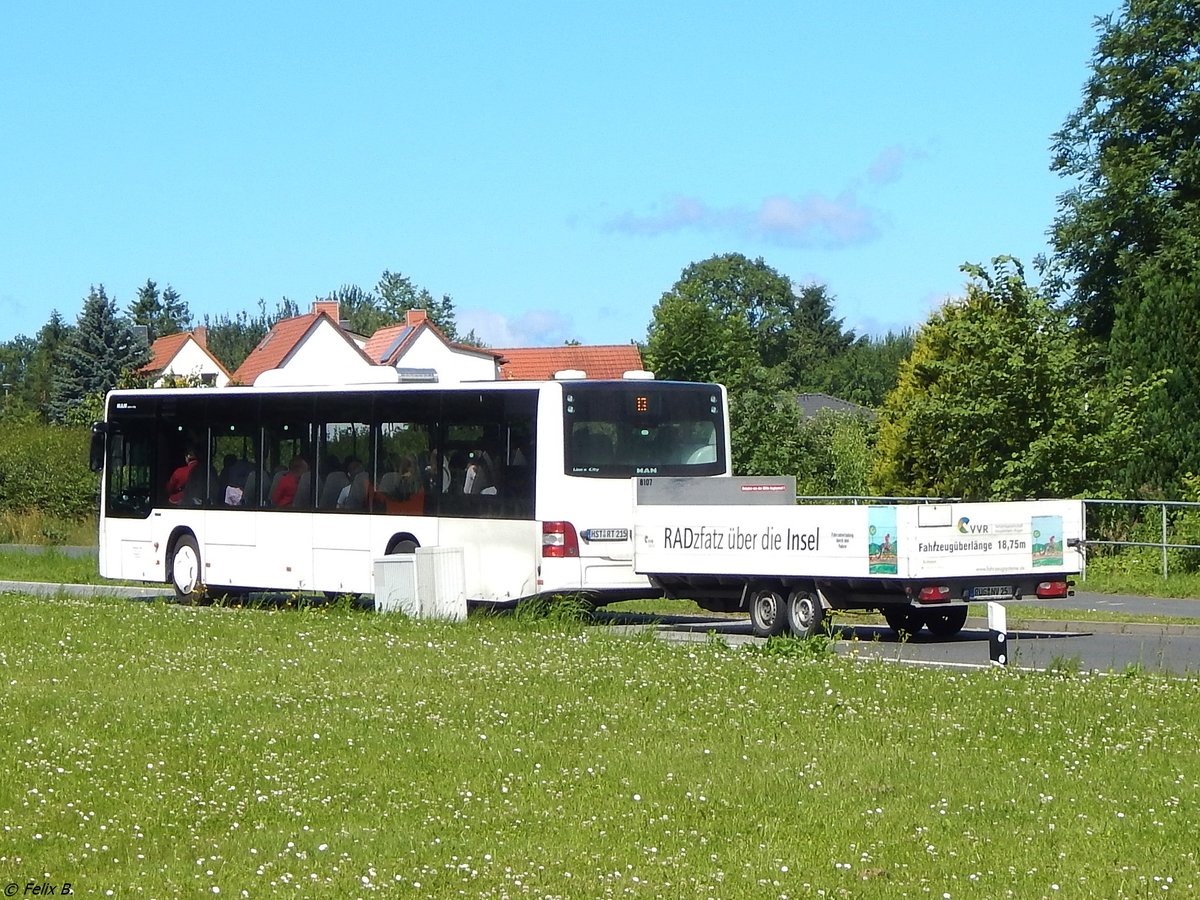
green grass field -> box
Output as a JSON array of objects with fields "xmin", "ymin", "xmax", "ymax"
[{"xmin": 1, "ymin": 592, "xmax": 1197, "ymax": 897}]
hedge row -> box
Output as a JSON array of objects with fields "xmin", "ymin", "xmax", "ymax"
[{"xmin": 0, "ymin": 424, "xmax": 98, "ymax": 519}]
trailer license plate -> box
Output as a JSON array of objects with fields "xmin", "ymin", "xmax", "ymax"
[{"xmin": 970, "ymin": 586, "xmax": 1012, "ymax": 600}]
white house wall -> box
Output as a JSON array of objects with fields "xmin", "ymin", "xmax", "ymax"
[
  {"xmin": 157, "ymin": 339, "xmax": 230, "ymax": 387},
  {"xmin": 268, "ymin": 320, "xmax": 376, "ymax": 385},
  {"xmin": 399, "ymin": 329, "xmax": 497, "ymax": 382}
]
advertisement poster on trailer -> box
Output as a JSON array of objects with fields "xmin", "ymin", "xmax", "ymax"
[
  {"xmin": 903, "ymin": 503, "xmax": 1076, "ymax": 578},
  {"xmin": 635, "ymin": 506, "xmax": 874, "ymax": 579}
]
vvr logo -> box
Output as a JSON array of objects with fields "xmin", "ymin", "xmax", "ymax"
[{"xmin": 957, "ymin": 517, "xmax": 989, "ymax": 534}]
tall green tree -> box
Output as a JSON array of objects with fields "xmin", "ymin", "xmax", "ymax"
[
  {"xmin": 327, "ymin": 284, "xmax": 388, "ymax": 336},
  {"xmin": 313, "ymin": 271, "xmax": 461, "ymax": 340},
  {"xmin": 0, "ymin": 334, "xmax": 36, "ymax": 420},
  {"xmin": 49, "ymin": 286, "xmax": 151, "ymax": 425},
  {"xmin": 646, "ymin": 254, "xmax": 797, "ymax": 385},
  {"xmin": 26, "ymin": 312, "xmax": 72, "ymax": 421},
  {"xmin": 1050, "ymin": 0, "xmax": 1200, "ymax": 341},
  {"xmin": 647, "ymin": 254, "xmax": 858, "ymax": 387},
  {"xmin": 646, "ymin": 253, "xmax": 863, "ymax": 481},
  {"xmin": 1050, "ymin": 0, "xmax": 1200, "ymax": 495},
  {"xmin": 375, "ymin": 270, "xmax": 459, "ymax": 340},
  {"xmin": 203, "ymin": 298, "xmax": 299, "ymax": 373},
  {"xmin": 782, "ymin": 283, "xmax": 857, "ymax": 388},
  {"xmin": 871, "ymin": 258, "xmax": 1161, "ymax": 500},
  {"xmin": 820, "ymin": 329, "xmax": 915, "ymax": 408},
  {"xmin": 1107, "ymin": 251, "xmax": 1200, "ymax": 493},
  {"xmin": 128, "ymin": 279, "xmax": 192, "ymax": 342}
]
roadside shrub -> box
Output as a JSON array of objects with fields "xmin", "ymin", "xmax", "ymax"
[{"xmin": 0, "ymin": 423, "xmax": 97, "ymax": 520}]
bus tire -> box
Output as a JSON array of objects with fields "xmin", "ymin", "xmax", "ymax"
[
  {"xmin": 785, "ymin": 590, "xmax": 824, "ymax": 639},
  {"xmin": 170, "ymin": 534, "xmax": 205, "ymax": 602},
  {"xmin": 923, "ymin": 606, "xmax": 969, "ymax": 639},
  {"xmin": 882, "ymin": 606, "xmax": 922, "ymax": 638},
  {"xmin": 748, "ymin": 589, "xmax": 786, "ymax": 638}
]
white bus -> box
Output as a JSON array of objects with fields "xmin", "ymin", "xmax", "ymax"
[{"xmin": 89, "ymin": 377, "xmax": 730, "ymax": 605}]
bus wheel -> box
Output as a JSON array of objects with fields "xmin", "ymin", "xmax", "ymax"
[
  {"xmin": 882, "ymin": 606, "xmax": 922, "ymax": 638},
  {"xmin": 748, "ymin": 589, "xmax": 786, "ymax": 638},
  {"xmin": 170, "ymin": 535, "xmax": 205, "ymax": 602},
  {"xmin": 923, "ymin": 606, "xmax": 969, "ymax": 639},
  {"xmin": 387, "ymin": 538, "xmax": 418, "ymax": 555},
  {"xmin": 785, "ymin": 590, "xmax": 824, "ymax": 639}
]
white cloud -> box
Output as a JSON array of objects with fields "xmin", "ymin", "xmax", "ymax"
[
  {"xmin": 458, "ymin": 307, "xmax": 575, "ymax": 347},
  {"xmin": 608, "ymin": 190, "xmax": 881, "ymax": 249},
  {"xmin": 607, "ymin": 145, "xmax": 931, "ymax": 248}
]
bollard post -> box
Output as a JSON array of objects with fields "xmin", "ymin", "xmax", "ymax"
[{"xmin": 988, "ymin": 601, "xmax": 1008, "ymax": 666}]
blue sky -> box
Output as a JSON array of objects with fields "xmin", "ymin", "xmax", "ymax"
[{"xmin": 1, "ymin": 1, "xmax": 1116, "ymax": 348}]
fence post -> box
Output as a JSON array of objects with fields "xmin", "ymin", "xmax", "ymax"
[{"xmin": 1162, "ymin": 503, "xmax": 1169, "ymax": 580}]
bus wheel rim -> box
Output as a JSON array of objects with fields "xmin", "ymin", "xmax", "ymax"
[{"xmin": 174, "ymin": 546, "xmax": 198, "ymax": 593}]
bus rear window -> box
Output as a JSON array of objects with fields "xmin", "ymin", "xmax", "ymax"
[{"xmin": 563, "ymin": 383, "xmax": 726, "ymax": 478}]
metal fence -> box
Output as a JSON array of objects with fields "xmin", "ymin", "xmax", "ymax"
[
  {"xmin": 1082, "ymin": 498, "xmax": 1200, "ymax": 579},
  {"xmin": 797, "ymin": 495, "xmax": 1200, "ymax": 579}
]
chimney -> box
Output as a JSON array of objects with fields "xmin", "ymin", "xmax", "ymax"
[
  {"xmin": 193, "ymin": 326, "xmax": 207, "ymax": 348},
  {"xmin": 312, "ymin": 300, "xmax": 340, "ymax": 321},
  {"xmin": 405, "ymin": 308, "xmax": 428, "ymax": 327}
]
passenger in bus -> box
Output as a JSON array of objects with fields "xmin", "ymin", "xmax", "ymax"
[
  {"xmin": 377, "ymin": 456, "xmax": 425, "ymax": 514},
  {"xmin": 167, "ymin": 449, "xmax": 198, "ymax": 504},
  {"xmin": 271, "ymin": 455, "xmax": 309, "ymax": 507},
  {"xmin": 338, "ymin": 457, "xmax": 372, "ymax": 510},
  {"xmin": 218, "ymin": 454, "xmax": 252, "ymax": 506},
  {"xmin": 463, "ymin": 449, "xmax": 495, "ymax": 495}
]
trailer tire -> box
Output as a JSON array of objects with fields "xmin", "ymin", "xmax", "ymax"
[
  {"xmin": 785, "ymin": 590, "xmax": 824, "ymax": 639},
  {"xmin": 748, "ymin": 589, "xmax": 787, "ymax": 638},
  {"xmin": 923, "ymin": 606, "xmax": 969, "ymax": 639},
  {"xmin": 882, "ymin": 607, "xmax": 923, "ymax": 638}
]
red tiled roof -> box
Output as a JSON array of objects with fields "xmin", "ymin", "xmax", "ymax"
[
  {"xmin": 495, "ymin": 345, "xmax": 644, "ymax": 381},
  {"xmin": 232, "ymin": 311, "xmax": 377, "ymax": 385},
  {"xmin": 364, "ymin": 319, "xmax": 505, "ymax": 366},
  {"xmin": 142, "ymin": 332, "xmax": 191, "ymax": 373},
  {"xmin": 362, "ymin": 323, "xmax": 414, "ymax": 364},
  {"xmin": 231, "ymin": 313, "xmax": 321, "ymax": 385}
]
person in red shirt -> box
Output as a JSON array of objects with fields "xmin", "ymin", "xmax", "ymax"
[
  {"xmin": 271, "ymin": 455, "xmax": 309, "ymax": 507},
  {"xmin": 167, "ymin": 450, "xmax": 197, "ymax": 504}
]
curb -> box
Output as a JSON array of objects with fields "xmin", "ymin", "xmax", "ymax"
[{"xmin": 0, "ymin": 581, "xmax": 165, "ymax": 599}]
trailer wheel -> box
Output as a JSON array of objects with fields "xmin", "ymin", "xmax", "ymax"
[
  {"xmin": 170, "ymin": 534, "xmax": 205, "ymax": 602},
  {"xmin": 882, "ymin": 606, "xmax": 923, "ymax": 638},
  {"xmin": 923, "ymin": 606, "xmax": 969, "ymax": 639},
  {"xmin": 785, "ymin": 590, "xmax": 824, "ymax": 639},
  {"xmin": 748, "ymin": 589, "xmax": 787, "ymax": 638}
]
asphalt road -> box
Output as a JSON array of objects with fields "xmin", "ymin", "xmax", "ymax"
[{"xmin": 594, "ymin": 596, "xmax": 1200, "ymax": 676}]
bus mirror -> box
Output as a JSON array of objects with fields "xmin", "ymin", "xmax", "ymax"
[{"xmin": 89, "ymin": 423, "xmax": 108, "ymax": 473}]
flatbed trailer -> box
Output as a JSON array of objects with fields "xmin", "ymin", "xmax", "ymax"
[{"xmin": 632, "ymin": 477, "xmax": 1085, "ymax": 639}]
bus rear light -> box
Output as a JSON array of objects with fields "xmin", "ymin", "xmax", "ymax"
[
  {"xmin": 917, "ymin": 585, "xmax": 952, "ymax": 604},
  {"xmin": 542, "ymin": 521, "xmax": 580, "ymax": 558},
  {"xmin": 1036, "ymin": 580, "xmax": 1072, "ymax": 599}
]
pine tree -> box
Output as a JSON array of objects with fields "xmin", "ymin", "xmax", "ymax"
[
  {"xmin": 376, "ymin": 270, "xmax": 459, "ymax": 340},
  {"xmin": 128, "ymin": 278, "xmax": 192, "ymax": 341},
  {"xmin": 25, "ymin": 311, "xmax": 72, "ymax": 421},
  {"xmin": 50, "ymin": 286, "xmax": 151, "ymax": 424}
]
